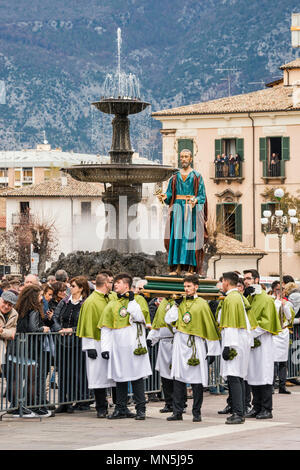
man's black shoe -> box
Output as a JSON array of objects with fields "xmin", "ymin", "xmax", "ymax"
[
  {"xmin": 279, "ymin": 387, "xmax": 291, "ymax": 394},
  {"xmin": 107, "ymin": 410, "xmax": 127, "ymax": 419},
  {"xmin": 160, "ymin": 405, "xmax": 173, "ymax": 413},
  {"xmin": 125, "ymin": 410, "xmax": 136, "ymax": 418},
  {"xmin": 193, "ymin": 415, "xmax": 202, "ymax": 422},
  {"xmin": 245, "ymin": 408, "xmax": 259, "ymax": 418},
  {"xmin": 135, "ymin": 412, "xmax": 146, "ymax": 420},
  {"xmin": 55, "ymin": 405, "xmax": 70, "ymax": 414},
  {"xmin": 256, "ymin": 410, "xmax": 273, "ymax": 419},
  {"xmin": 218, "ymin": 404, "xmax": 232, "ymax": 415},
  {"xmin": 289, "ymin": 378, "xmax": 300, "ymax": 385},
  {"xmin": 97, "ymin": 410, "xmax": 108, "ymax": 418},
  {"xmin": 226, "ymin": 413, "xmax": 245, "ymax": 424},
  {"xmin": 167, "ymin": 414, "xmax": 183, "ymax": 421}
]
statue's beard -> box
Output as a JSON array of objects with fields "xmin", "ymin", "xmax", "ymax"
[{"xmin": 181, "ymin": 162, "xmax": 190, "ymax": 169}]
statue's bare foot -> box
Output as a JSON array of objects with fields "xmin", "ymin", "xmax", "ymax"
[{"xmin": 169, "ymin": 271, "xmax": 178, "ymax": 276}]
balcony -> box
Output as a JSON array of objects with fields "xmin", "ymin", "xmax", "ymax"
[
  {"xmin": 210, "ymin": 161, "xmax": 244, "ymax": 184},
  {"xmin": 11, "ymin": 213, "xmax": 32, "ymax": 225},
  {"xmin": 261, "ymin": 161, "xmax": 286, "ymax": 184}
]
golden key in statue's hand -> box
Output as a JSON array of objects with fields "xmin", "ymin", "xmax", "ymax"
[{"xmin": 154, "ymin": 184, "xmax": 166, "ymax": 205}]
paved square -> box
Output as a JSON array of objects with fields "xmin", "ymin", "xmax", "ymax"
[{"xmin": 1, "ymin": 387, "xmax": 300, "ymax": 450}]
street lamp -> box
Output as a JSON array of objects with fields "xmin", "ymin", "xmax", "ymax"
[{"xmin": 261, "ymin": 188, "xmax": 298, "ymax": 303}]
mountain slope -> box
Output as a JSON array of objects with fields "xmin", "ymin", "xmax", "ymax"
[{"xmin": 0, "ymin": 0, "xmax": 299, "ymax": 158}]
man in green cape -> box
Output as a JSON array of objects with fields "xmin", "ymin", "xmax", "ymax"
[
  {"xmin": 217, "ymin": 272, "xmax": 258, "ymax": 424},
  {"xmin": 165, "ymin": 275, "xmax": 221, "ymax": 422},
  {"xmin": 243, "ymin": 269, "xmax": 282, "ymax": 420},
  {"xmin": 147, "ymin": 297, "xmax": 176, "ymax": 413},
  {"xmin": 76, "ymin": 272, "xmax": 116, "ymax": 418},
  {"xmin": 99, "ymin": 273, "xmax": 152, "ymax": 420}
]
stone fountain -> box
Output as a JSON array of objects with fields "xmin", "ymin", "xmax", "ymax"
[{"xmin": 66, "ymin": 28, "xmax": 175, "ymax": 253}]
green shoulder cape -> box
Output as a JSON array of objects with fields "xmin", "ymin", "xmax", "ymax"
[
  {"xmin": 76, "ymin": 291, "xmax": 115, "ymax": 340},
  {"xmin": 152, "ymin": 298, "xmax": 175, "ymax": 330},
  {"xmin": 248, "ymin": 290, "xmax": 282, "ymax": 335},
  {"xmin": 98, "ymin": 294, "xmax": 151, "ymax": 330},
  {"xmin": 176, "ymin": 297, "xmax": 220, "ymax": 340},
  {"xmin": 217, "ymin": 290, "xmax": 258, "ymax": 330}
]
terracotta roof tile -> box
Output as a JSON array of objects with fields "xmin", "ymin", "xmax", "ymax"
[
  {"xmin": 152, "ymin": 82, "xmax": 298, "ymax": 117},
  {"xmin": 0, "ymin": 174, "xmax": 104, "ymax": 198},
  {"xmin": 280, "ymin": 58, "xmax": 300, "ymax": 70},
  {"xmin": 216, "ymin": 233, "xmax": 266, "ymax": 256}
]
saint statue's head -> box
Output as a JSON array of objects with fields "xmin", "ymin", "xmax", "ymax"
[{"xmin": 180, "ymin": 149, "xmax": 193, "ymax": 169}]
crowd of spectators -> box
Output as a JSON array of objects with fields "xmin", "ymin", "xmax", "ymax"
[
  {"xmin": 214, "ymin": 153, "xmax": 241, "ymax": 178},
  {"xmin": 0, "ymin": 269, "xmax": 299, "ymax": 418}
]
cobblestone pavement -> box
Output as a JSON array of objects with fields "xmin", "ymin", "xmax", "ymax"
[{"xmin": 1, "ymin": 386, "xmax": 300, "ymax": 450}]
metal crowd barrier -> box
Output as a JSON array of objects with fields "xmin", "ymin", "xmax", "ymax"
[
  {"xmin": 287, "ymin": 324, "xmax": 300, "ymax": 380},
  {"xmin": 0, "ymin": 326, "xmax": 299, "ymax": 414}
]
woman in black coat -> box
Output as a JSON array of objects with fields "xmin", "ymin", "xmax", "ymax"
[
  {"xmin": 13, "ymin": 284, "xmax": 52, "ymax": 417},
  {"xmin": 52, "ymin": 276, "xmax": 90, "ymax": 413}
]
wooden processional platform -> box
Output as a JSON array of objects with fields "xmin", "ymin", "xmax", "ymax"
[{"xmin": 143, "ymin": 276, "xmax": 221, "ymax": 300}]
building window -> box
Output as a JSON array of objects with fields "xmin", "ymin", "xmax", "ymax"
[
  {"xmin": 0, "ymin": 168, "xmax": 8, "ymax": 187},
  {"xmin": 20, "ymin": 201, "xmax": 30, "ymax": 214},
  {"xmin": 177, "ymin": 139, "xmax": 194, "ymax": 167},
  {"xmin": 44, "ymin": 169, "xmax": 51, "ymax": 181},
  {"xmin": 214, "ymin": 138, "xmax": 243, "ymax": 179},
  {"xmin": 260, "ymin": 137, "xmax": 289, "ymax": 179},
  {"xmin": 23, "ymin": 167, "xmax": 33, "ymax": 183},
  {"xmin": 14, "ymin": 169, "xmax": 21, "ymax": 186},
  {"xmin": 81, "ymin": 201, "xmax": 91, "ymax": 223},
  {"xmin": 216, "ymin": 203, "xmax": 242, "ymax": 241}
]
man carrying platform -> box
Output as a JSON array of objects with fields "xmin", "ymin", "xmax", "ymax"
[
  {"xmin": 164, "ymin": 274, "xmax": 221, "ymax": 422},
  {"xmin": 243, "ymin": 269, "xmax": 282, "ymax": 419},
  {"xmin": 99, "ymin": 273, "xmax": 152, "ymax": 420},
  {"xmin": 147, "ymin": 296, "xmax": 176, "ymax": 414},
  {"xmin": 217, "ymin": 272, "xmax": 258, "ymax": 424},
  {"xmin": 76, "ymin": 272, "xmax": 116, "ymax": 418}
]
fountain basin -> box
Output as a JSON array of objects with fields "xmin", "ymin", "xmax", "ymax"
[
  {"xmin": 65, "ymin": 164, "xmax": 176, "ymax": 184},
  {"xmin": 92, "ymin": 98, "xmax": 150, "ymax": 116}
]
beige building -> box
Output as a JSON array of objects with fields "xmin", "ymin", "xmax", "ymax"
[
  {"xmin": 152, "ymin": 59, "xmax": 300, "ymax": 279},
  {"xmin": 0, "ymin": 142, "xmax": 102, "ymax": 190}
]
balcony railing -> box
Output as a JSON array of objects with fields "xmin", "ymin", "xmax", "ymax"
[
  {"xmin": 210, "ymin": 161, "xmax": 243, "ymax": 183},
  {"xmin": 11, "ymin": 213, "xmax": 32, "ymax": 225},
  {"xmin": 262, "ymin": 161, "xmax": 286, "ymax": 182}
]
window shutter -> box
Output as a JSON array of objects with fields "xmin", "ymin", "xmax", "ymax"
[
  {"xmin": 215, "ymin": 139, "xmax": 222, "ymax": 158},
  {"xmin": 234, "ymin": 204, "xmax": 242, "ymax": 242},
  {"xmin": 236, "ymin": 138, "xmax": 244, "ymax": 161},
  {"xmin": 259, "ymin": 138, "xmax": 268, "ymax": 177},
  {"xmin": 259, "ymin": 137, "xmax": 267, "ymax": 161},
  {"xmin": 282, "ymin": 136, "xmax": 290, "ymax": 161},
  {"xmin": 178, "ymin": 139, "xmax": 194, "ymax": 167},
  {"xmin": 280, "ymin": 160, "xmax": 285, "ymax": 177}
]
